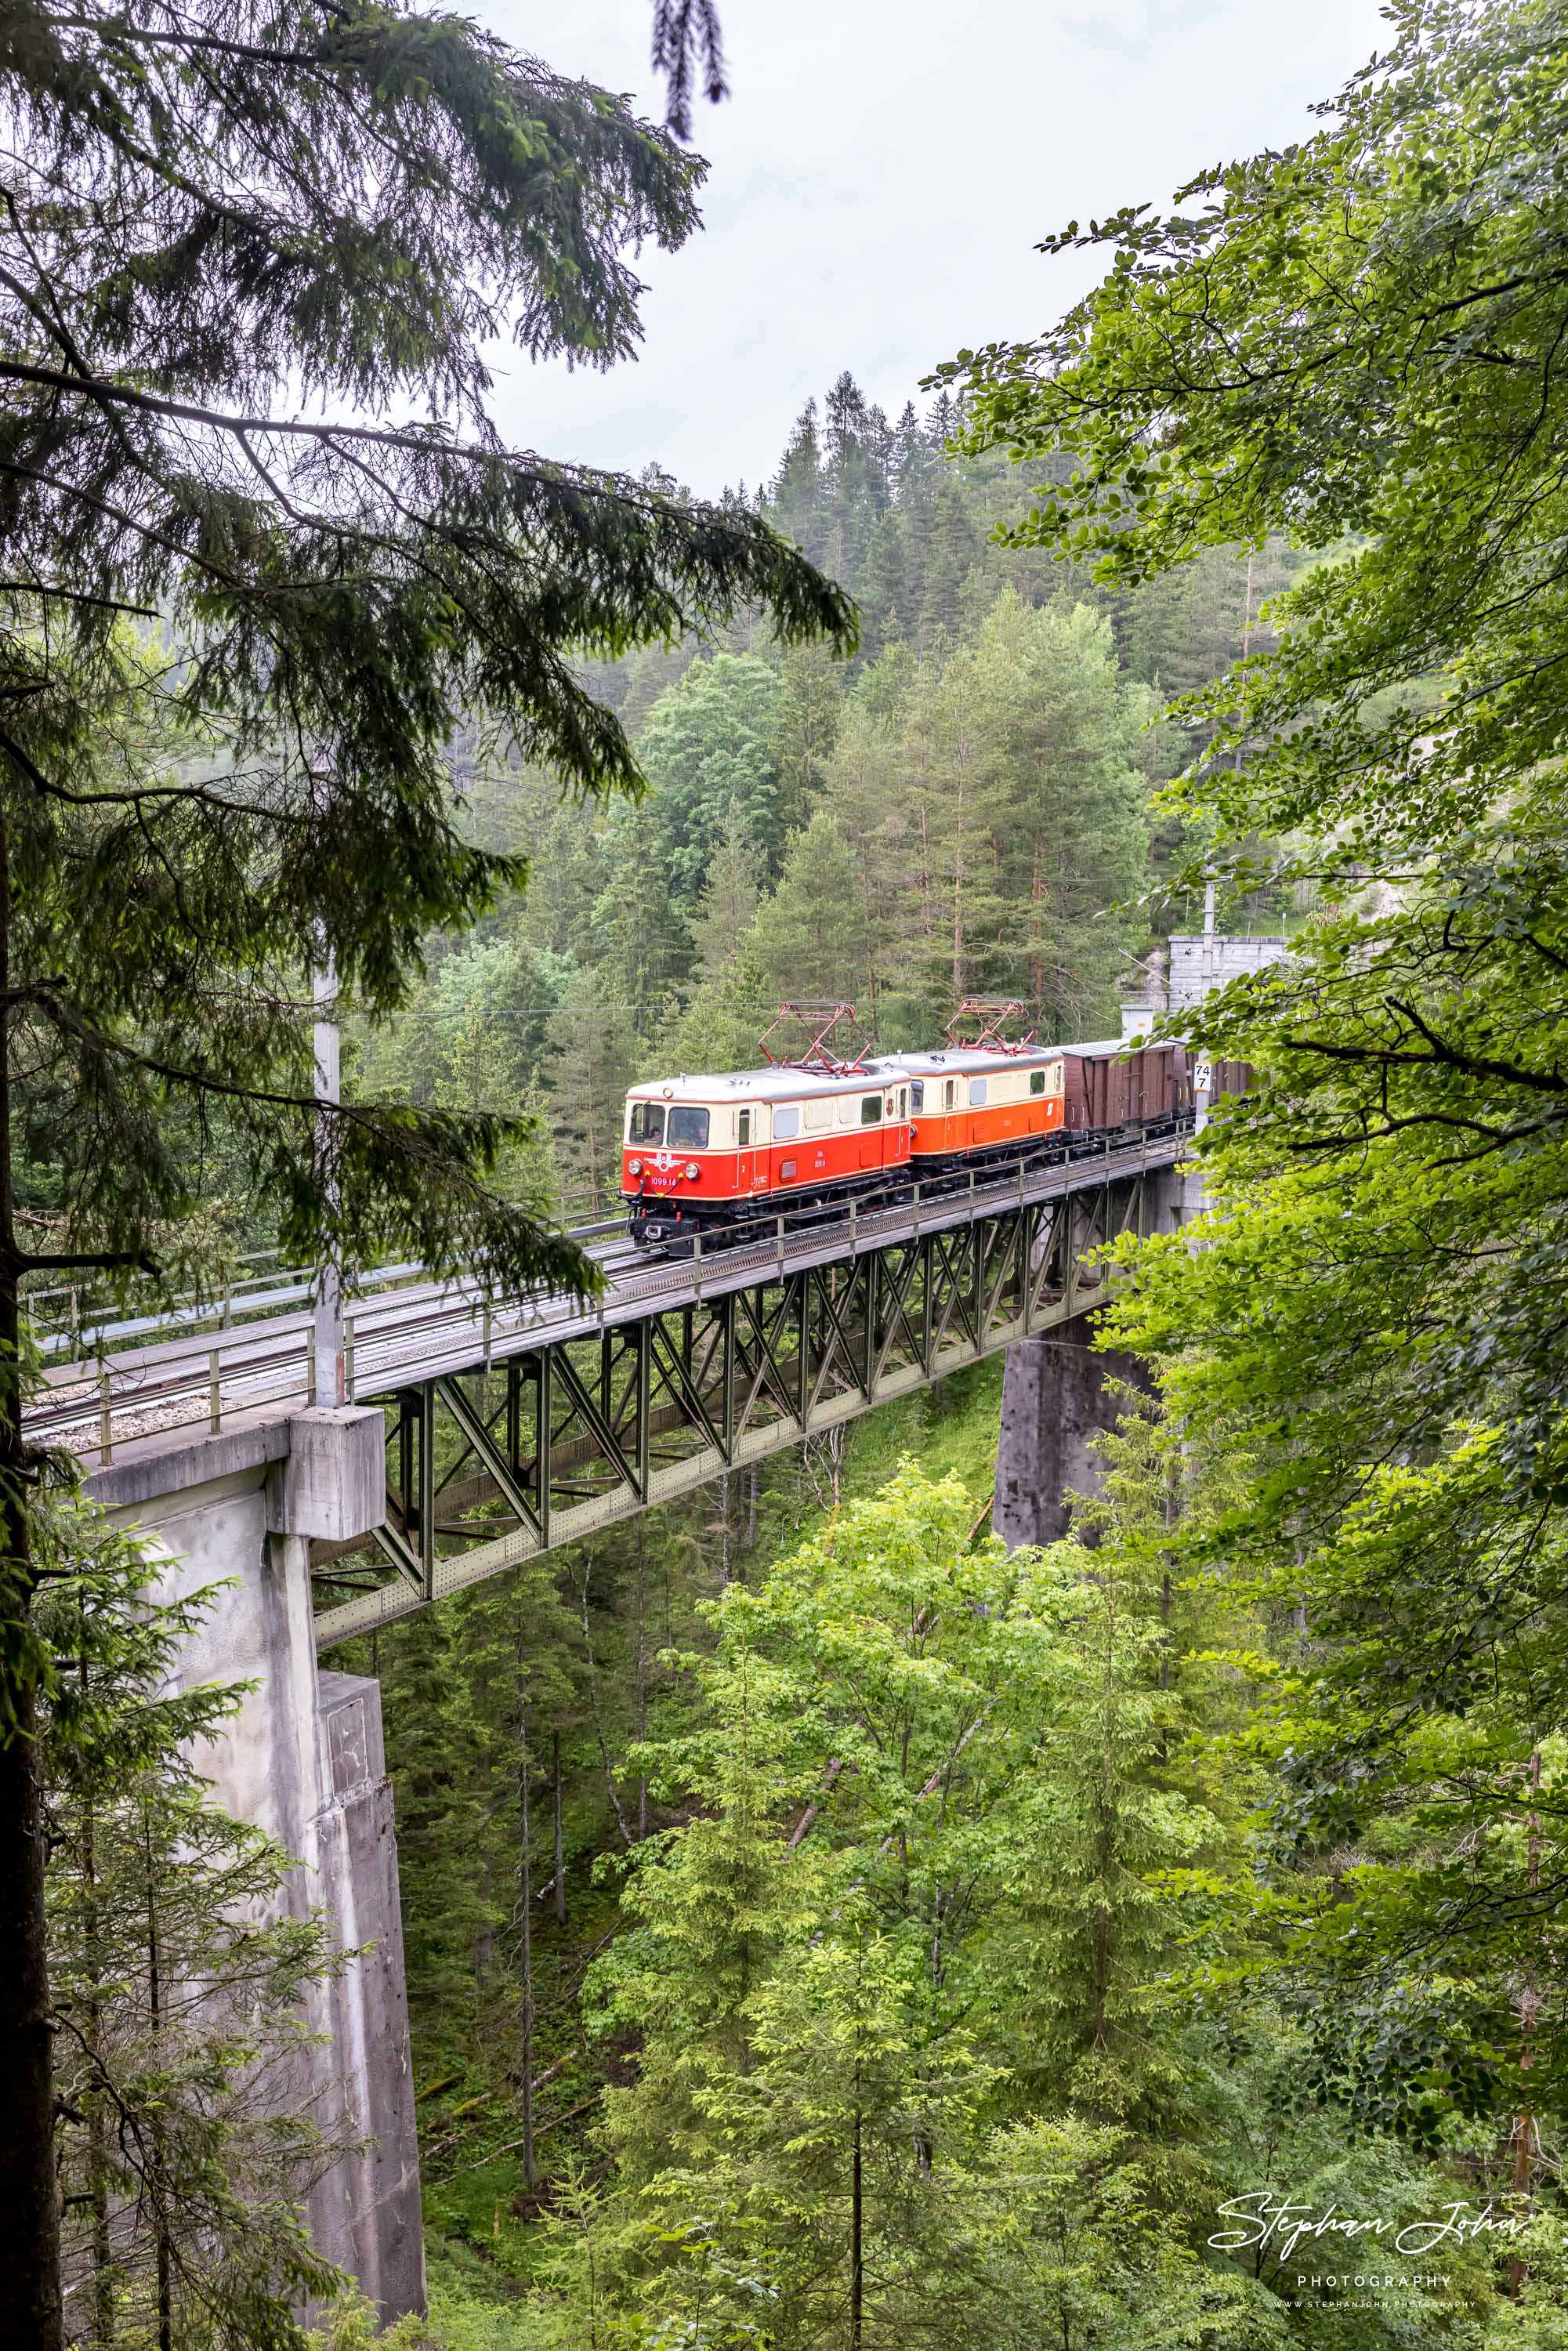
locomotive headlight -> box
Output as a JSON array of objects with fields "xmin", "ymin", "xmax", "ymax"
[
  {"xmin": 685, "ymin": 1161, "xmax": 701, "ymax": 1179},
  {"xmin": 627, "ymin": 1157, "xmax": 642, "ymax": 1175}
]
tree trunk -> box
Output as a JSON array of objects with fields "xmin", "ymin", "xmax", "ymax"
[
  {"xmin": 143, "ymin": 1807, "xmax": 172, "ymax": 2351},
  {"xmin": 1509, "ymin": 1747, "xmax": 1542, "ymax": 2296},
  {"xmin": 635, "ymin": 1546, "xmax": 648, "ymax": 1841},
  {"xmin": 80, "ymin": 1703, "xmax": 115, "ymax": 2351},
  {"xmin": 1158, "ymin": 1567, "xmax": 1172, "ymax": 1765},
  {"xmin": 552, "ymin": 1732, "xmax": 566, "ymax": 1928},
  {"xmin": 585, "ymin": 1067, "xmax": 600, "ymax": 1217},
  {"xmin": 849, "ymin": 2092, "xmax": 864, "ymax": 2351},
  {"xmin": 517, "ymin": 1677, "xmax": 536, "ymax": 2193},
  {"xmin": 474, "ymin": 1851, "xmax": 495, "ymax": 1994},
  {"xmin": 1229, "ymin": 549, "xmax": 1256, "ymax": 786},
  {"xmin": 0, "ymin": 1556, "xmax": 56, "ymax": 2351},
  {"xmin": 1029, "ymin": 836, "xmax": 1044, "ymax": 1016},
  {"xmin": 951, "ymin": 773, "xmax": 965, "ymax": 998},
  {"xmin": 578, "ymin": 1574, "xmax": 632, "ymax": 1848},
  {"xmin": 0, "ymin": 788, "xmax": 63, "ymax": 2351}
]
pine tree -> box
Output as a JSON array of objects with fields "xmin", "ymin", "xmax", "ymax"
[
  {"xmin": 772, "ymin": 642, "xmax": 846, "ymax": 839},
  {"xmin": 871, "ymin": 644, "xmax": 1012, "ymax": 1009},
  {"xmin": 745, "ymin": 812, "xmax": 880, "ymax": 1016},
  {"xmin": 375, "ymin": 1603, "xmax": 491, "ymax": 2054},
  {"xmin": 970, "ymin": 590, "xmax": 1151, "ymax": 1034},
  {"xmin": 545, "ymin": 981, "xmax": 639, "ymax": 1217},
  {"xmin": 890, "ymin": 400, "xmax": 935, "ymax": 502},
  {"xmin": 0, "ymin": 12, "xmax": 850, "ymax": 2323},
  {"xmin": 636, "ymin": 652, "xmax": 786, "ymax": 897},
  {"xmin": 918, "ymin": 473, "xmax": 983, "ymax": 644},
  {"xmin": 856, "ymin": 511, "xmax": 913, "ymax": 662},
  {"xmin": 770, "ymin": 400, "xmax": 829, "ymax": 566},
  {"xmin": 432, "ymin": 940, "xmax": 532, "ymax": 1109},
  {"xmin": 516, "ymin": 804, "xmax": 612, "ymax": 971},
  {"xmin": 982, "ymin": 1388, "xmax": 1256, "ymax": 2173},
  {"xmin": 688, "ymin": 814, "xmax": 764, "ymax": 980},
  {"xmin": 619, "ymin": 641, "xmax": 702, "ymax": 739},
  {"xmin": 592, "ymin": 806, "xmax": 695, "ymax": 1041},
  {"xmin": 443, "ymin": 1562, "xmax": 582, "ymax": 2143},
  {"xmin": 656, "ymin": 939, "xmax": 775, "ymax": 1078},
  {"xmin": 42, "ymin": 1505, "xmax": 353, "ymax": 2347},
  {"xmin": 926, "ymin": 391, "xmax": 959, "ymax": 451},
  {"xmin": 631, "ymin": 1914, "xmax": 994, "ymax": 2351},
  {"xmin": 822, "ymin": 371, "xmax": 891, "ymax": 585},
  {"xmin": 589, "ymin": 1636, "xmax": 814, "ymax": 2180}
]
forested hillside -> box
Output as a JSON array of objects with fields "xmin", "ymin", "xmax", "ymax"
[
  {"xmin": 350, "ymin": 381, "xmax": 1293, "ymax": 1216},
  {"xmin": 334, "ymin": 1369, "xmax": 1008, "ymax": 2322},
  {"xmin": 336, "ymin": 1365, "xmax": 1547, "ymax": 2351}
]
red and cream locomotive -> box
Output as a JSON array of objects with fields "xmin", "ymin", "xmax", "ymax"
[{"xmin": 621, "ymin": 1000, "xmax": 1237, "ymax": 1249}]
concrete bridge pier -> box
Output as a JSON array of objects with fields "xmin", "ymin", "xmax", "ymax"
[
  {"xmin": 89, "ymin": 1407, "xmax": 423, "ymax": 2328},
  {"xmin": 992, "ymin": 1311, "xmax": 1154, "ymax": 1549},
  {"xmin": 993, "ymin": 1161, "xmax": 1193, "ymax": 1550}
]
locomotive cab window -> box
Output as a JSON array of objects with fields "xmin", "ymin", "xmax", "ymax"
[
  {"xmin": 969, "ymin": 1078, "xmax": 987, "ymax": 1106},
  {"xmin": 943, "ymin": 1079, "xmax": 957, "ymax": 1111},
  {"xmin": 774, "ymin": 1105, "xmax": 800, "ymax": 1139},
  {"xmin": 860, "ymin": 1095, "xmax": 882, "ymax": 1125},
  {"xmin": 629, "ymin": 1101, "xmax": 664, "ymax": 1146},
  {"xmin": 1029, "ymin": 1069, "xmax": 1045, "ymax": 1096},
  {"xmin": 910, "ymin": 1080, "xmax": 925, "ymax": 1113},
  {"xmin": 737, "ymin": 1110, "xmax": 751, "ymax": 1147},
  {"xmin": 667, "ymin": 1106, "xmax": 709, "ymax": 1149}
]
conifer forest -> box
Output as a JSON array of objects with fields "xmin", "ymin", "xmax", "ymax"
[{"xmin": 6, "ymin": 0, "xmax": 1568, "ymax": 2346}]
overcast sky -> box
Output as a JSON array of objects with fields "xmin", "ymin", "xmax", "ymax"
[{"xmin": 469, "ymin": 0, "xmax": 1390, "ymax": 496}]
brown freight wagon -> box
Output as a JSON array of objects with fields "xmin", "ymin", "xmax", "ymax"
[{"xmin": 1063, "ymin": 1041, "xmax": 1192, "ymax": 1133}]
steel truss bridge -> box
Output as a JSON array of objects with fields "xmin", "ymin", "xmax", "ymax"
[
  {"xmin": 309, "ymin": 1132, "xmax": 1190, "ymax": 1649},
  {"xmin": 34, "ymin": 1130, "xmax": 1191, "ymax": 1649}
]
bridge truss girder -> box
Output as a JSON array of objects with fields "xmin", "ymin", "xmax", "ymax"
[{"xmin": 310, "ymin": 1165, "xmax": 1161, "ymax": 1650}]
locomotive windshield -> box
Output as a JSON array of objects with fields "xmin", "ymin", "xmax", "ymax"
[
  {"xmin": 629, "ymin": 1101, "xmax": 664, "ymax": 1145},
  {"xmin": 667, "ymin": 1106, "xmax": 710, "ymax": 1149}
]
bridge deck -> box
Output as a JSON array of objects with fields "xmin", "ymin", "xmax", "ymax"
[{"xmin": 32, "ymin": 1129, "xmax": 1187, "ymax": 1475}]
